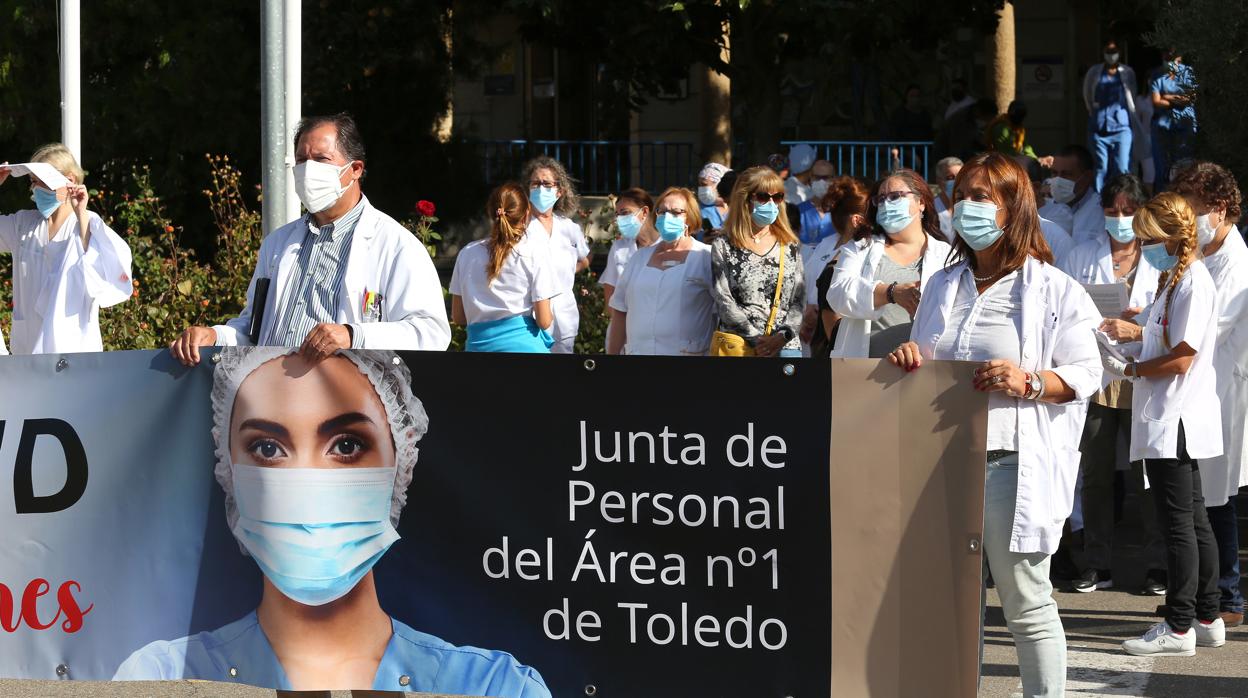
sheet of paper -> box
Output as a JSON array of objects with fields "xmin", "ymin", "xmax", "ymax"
[
  {"xmin": 1094, "ymin": 329, "xmax": 1129, "ymax": 363},
  {"xmin": 2, "ymin": 162, "xmax": 69, "ymax": 189},
  {"xmin": 1082, "ymin": 282, "xmax": 1129, "ymax": 319}
]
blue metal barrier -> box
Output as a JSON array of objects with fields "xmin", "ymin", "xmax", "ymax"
[
  {"xmin": 472, "ymin": 140, "xmax": 697, "ymax": 195},
  {"xmin": 779, "ymin": 141, "xmax": 934, "ymax": 181}
]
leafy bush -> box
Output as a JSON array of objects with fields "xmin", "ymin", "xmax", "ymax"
[{"xmin": 574, "ymin": 268, "xmax": 610, "ymax": 355}]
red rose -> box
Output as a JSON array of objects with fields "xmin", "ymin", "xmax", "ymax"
[{"xmin": 416, "ymin": 200, "xmax": 436, "ymax": 218}]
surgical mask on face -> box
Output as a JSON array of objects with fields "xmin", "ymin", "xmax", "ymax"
[
  {"xmin": 31, "ymin": 186, "xmax": 63, "ymax": 218},
  {"xmin": 876, "ymin": 197, "xmax": 915, "ymax": 235},
  {"xmin": 952, "ymin": 200, "xmax": 1004, "ymax": 251},
  {"xmin": 751, "ymin": 201, "xmax": 780, "ymax": 227},
  {"xmin": 616, "ymin": 213, "xmax": 643, "ymax": 240},
  {"xmin": 1196, "ymin": 212, "xmax": 1218, "ymax": 247},
  {"xmin": 230, "ymin": 464, "xmax": 400, "ymax": 607},
  {"xmin": 1141, "ymin": 242, "xmax": 1178, "ymax": 271},
  {"xmin": 293, "ymin": 160, "xmax": 354, "ymax": 214},
  {"xmin": 1104, "ymin": 52, "xmax": 1120, "ymax": 65},
  {"xmin": 1048, "ymin": 177, "xmax": 1077, "ymax": 204},
  {"xmin": 697, "ymin": 186, "xmax": 719, "ymax": 206},
  {"xmin": 1105, "ymin": 215, "xmax": 1136, "ymax": 243},
  {"xmin": 810, "ymin": 179, "xmax": 830, "ymax": 200},
  {"xmin": 944, "ymin": 180, "xmax": 956, "ymax": 199},
  {"xmin": 530, "ymin": 186, "xmax": 559, "ymax": 214},
  {"xmin": 657, "ymin": 212, "xmax": 687, "ymax": 242}
]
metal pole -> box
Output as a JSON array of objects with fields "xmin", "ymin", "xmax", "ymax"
[
  {"xmin": 60, "ymin": 0, "xmax": 81, "ymax": 163},
  {"xmin": 283, "ymin": 0, "xmax": 301, "ymax": 224},
  {"xmin": 261, "ymin": 0, "xmax": 286, "ymax": 235}
]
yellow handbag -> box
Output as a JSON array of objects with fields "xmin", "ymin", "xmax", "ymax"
[{"xmin": 710, "ymin": 245, "xmax": 786, "ymax": 357}]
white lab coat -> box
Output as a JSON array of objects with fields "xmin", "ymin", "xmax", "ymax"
[
  {"xmin": 609, "ymin": 240, "xmax": 716, "ymax": 356},
  {"xmin": 527, "ymin": 215, "xmax": 590, "ymax": 353},
  {"xmin": 0, "ymin": 209, "xmax": 133, "ymax": 354},
  {"xmin": 912, "ymin": 257, "xmax": 1103, "ymax": 554},
  {"xmin": 1198, "ymin": 228, "xmax": 1248, "ymax": 506},
  {"xmin": 1040, "ymin": 217, "xmax": 1075, "ymax": 269},
  {"xmin": 1130, "ymin": 261, "xmax": 1221, "ymax": 462},
  {"xmin": 213, "ymin": 197, "xmax": 450, "ymax": 350},
  {"xmin": 802, "ymin": 233, "xmax": 848, "ymax": 306},
  {"xmin": 1039, "ymin": 190, "xmax": 1103, "ymax": 248},
  {"xmin": 825, "ymin": 233, "xmax": 952, "ymax": 358},
  {"xmin": 1060, "ymin": 236, "xmax": 1161, "ymax": 311}
]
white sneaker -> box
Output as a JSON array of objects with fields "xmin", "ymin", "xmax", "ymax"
[
  {"xmin": 1122, "ymin": 621, "xmax": 1196, "ymax": 656},
  {"xmin": 1194, "ymin": 618, "xmax": 1226, "ymax": 647}
]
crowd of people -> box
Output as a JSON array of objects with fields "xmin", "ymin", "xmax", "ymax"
[{"xmin": 0, "ymin": 61, "xmax": 1236, "ymax": 696}]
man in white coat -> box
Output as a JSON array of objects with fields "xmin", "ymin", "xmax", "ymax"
[
  {"xmin": 1039, "ymin": 145, "xmax": 1102, "ymax": 248},
  {"xmin": 171, "ymin": 113, "xmax": 450, "ymax": 366},
  {"xmin": 1173, "ymin": 162, "xmax": 1248, "ymax": 626}
]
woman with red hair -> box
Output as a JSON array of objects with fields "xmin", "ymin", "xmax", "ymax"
[{"xmin": 889, "ymin": 152, "xmax": 1102, "ymax": 697}]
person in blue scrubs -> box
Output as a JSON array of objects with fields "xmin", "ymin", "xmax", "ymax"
[
  {"xmin": 113, "ymin": 348, "xmax": 550, "ymax": 696},
  {"xmin": 796, "ymin": 159, "xmax": 838, "ymax": 256},
  {"xmin": 1082, "ymin": 39, "xmax": 1138, "ymax": 192},
  {"xmin": 1150, "ymin": 50, "xmax": 1197, "ymax": 190}
]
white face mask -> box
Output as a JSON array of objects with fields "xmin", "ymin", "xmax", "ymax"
[
  {"xmin": 697, "ymin": 186, "xmax": 719, "ymax": 206},
  {"xmin": 293, "ymin": 160, "xmax": 354, "ymax": 214},
  {"xmin": 1048, "ymin": 176, "xmax": 1077, "ymax": 205},
  {"xmin": 1196, "ymin": 212, "xmax": 1219, "ymax": 247},
  {"xmin": 810, "ymin": 179, "xmax": 830, "ymax": 199}
]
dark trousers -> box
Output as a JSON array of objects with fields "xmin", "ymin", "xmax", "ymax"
[
  {"xmin": 1081, "ymin": 403, "xmax": 1165, "ymax": 571},
  {"xmin": 1143, "ymin": 423, "xmax": 1220, "ymax": 633},
  {"xmin": 1207, "ymin": 496, "xmax": 1244, "ymax": 613}
]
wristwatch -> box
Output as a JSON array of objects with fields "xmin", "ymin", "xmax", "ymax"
[{"xmin": 1024, "ymin": 372, "xmax": 1044, "ymax": 400}]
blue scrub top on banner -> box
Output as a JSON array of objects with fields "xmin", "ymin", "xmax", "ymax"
[{"xmin": 113, "ymin": 611, "xmax": 551, "ymax": 696}]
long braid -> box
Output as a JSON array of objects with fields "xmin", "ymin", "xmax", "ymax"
[
  {"xmin": 485, "ymin": 183, "xmax": 529, "ymax": 283},
  {"xmin": 1139, "ymin": 192, "xmax": 1198, "ymax": 348},
  {"xmin": 1159, "ymin": 235, "xmax": 1194, "ymax": 347}
]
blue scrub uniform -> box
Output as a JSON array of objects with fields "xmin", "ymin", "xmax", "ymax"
[
  {"xmin": 113, "ymin": 611, "xmax": 551, "ymax": 697},
  {"xmin": 1090, "ymin": 67, "xmax": 1132, "ymax": 192}
]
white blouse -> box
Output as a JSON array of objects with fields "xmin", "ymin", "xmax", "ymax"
[
  {"xmin": 609, "ymin": 240, "xmax": 716, "ymax": 356},
  {"xmin": 933, "ymin": 270, "xmax": 1024, "ymax": 451},
  {"xmin": 449, "ymin": 232, "xmax": 559, "ymax": 325},
  {"xmin": 1130, "ymin": 261, "xmax": 1222, "ymax": 461},
  {"xmin": 527, "ymin": 215, "xmax": 590, "ymax": 342},
  {"xmin": 599, "ymin": 237, "xmax": 639, "ymax": 289},
  {"xmin": 0, "ymin": 209, "xmax": 133, "ymax": 354}
]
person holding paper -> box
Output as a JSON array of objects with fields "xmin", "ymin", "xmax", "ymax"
[
  {"xmin": 1171, "ymin": 161, "xmax": 1248, "ymax": 628},
  {"xmin": 1101, "ymin": 193, "xmax": 1224, "ymax": 657},
  {"xmin": 114, "ymin": 348, "xmax": 550, "ymax": 695},
  {"xmin": 0, "ymin": 145, "xmax": 134, "ymax": 355},
  {"xmin": 889, "ymin": 152, "xmax": 1103, "ymax": 698},
  {"xmin": 1060, "ymin": 174, "xmax": 1166, "ymax": 595},
  {"xmin": 169, "ymin": 113, "xmax": 451, "ymax": 367}
]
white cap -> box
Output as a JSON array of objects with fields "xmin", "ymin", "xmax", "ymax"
[
  {"xmin": 5, "ymin": 162, "xmax": 69, "ymax": 190},
  {"xmin": 788, "ymin": 144, "xmax": 816, "ymax": 175}
]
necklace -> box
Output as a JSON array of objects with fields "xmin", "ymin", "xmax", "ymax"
[{"xmin": 973, "ymin": 270, "xmax": 1001, "ymax": 283}]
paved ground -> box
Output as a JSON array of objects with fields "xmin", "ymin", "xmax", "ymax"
[{"xmin": 981, "ymin": 491, "xmax": 1248, "ymax": 697}]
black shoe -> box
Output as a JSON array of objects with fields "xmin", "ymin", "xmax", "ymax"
[
  {"xmin": 1141, "ymin": 570, "xmax": 1167, "ymax": 597},
  {"xmin": 1073, "ymin": 569, "xmax": 1114, "ymax": 593}
]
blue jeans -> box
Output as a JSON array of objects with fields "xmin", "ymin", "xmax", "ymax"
[
  {"xmin": 1207, "ymin": 496, "xmax": 1244, "ymax": 613},
  {"xmin": 981, "ymin": 452, "xmax": 1066, "ymax": 697},
  {"xmin": 1091, "ymin": 128, "xmax": 1132, "ymax": 192}
]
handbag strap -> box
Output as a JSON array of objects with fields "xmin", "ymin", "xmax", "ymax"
[{"xmin": 764, "ymin": 244, "xmax": 786, "ymax": 335}]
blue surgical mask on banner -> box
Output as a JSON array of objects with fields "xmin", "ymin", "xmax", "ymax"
[
  {"xmin": 751, "ymin": 201, "xmax": 779, "ymax": 227},
  {"xmin": 616, "ymin": 213, "xmax": 642, "ymax": 239},
  {"xmin": 1141, "ymin": 242, "xmax": 1178, "ymax": 271},
  {"xmin": 530, "ymin": 186, "xmax": 559, "ymax": 214},
  {"xmin": 876, "ymin": 197, "xmax": 915, "ymax": 235},
  {"xmin": 230, "ymin": 464, "xmax": 400, "ymax": 607},
  {"xmin": 31, "ymin": 186, "xmax": 63, "ymax": 218},
  {"xmin": 952, "ymin": 200, "xmax": 1004, "ymax": 251},
  {"xmin": 1105, "ymin": 215, "xmax": 1135, "ymax": 243},
  {"xmin": 657, "ymin": 212, "xmax": 686, "ymax": 242}
]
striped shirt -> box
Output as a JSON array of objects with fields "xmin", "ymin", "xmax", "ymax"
[{"xmin": 262, "ymin": 197, "xmax": 366, "ymax": 346}]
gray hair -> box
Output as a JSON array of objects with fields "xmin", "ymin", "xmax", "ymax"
[
  {"xmin": 935, "ymin": 156, "xmax": 963, "ymax": 180},
  {"xmin": 521, "ymin": 155, "xmax": 581, "ymax": 218}
]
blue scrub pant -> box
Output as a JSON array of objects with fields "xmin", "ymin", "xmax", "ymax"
[
  {"xmin": 1207, "ymin": 496, "xmax": 1244, "ymax": 613},
  {"xmin": 1153, "ymin": 126, "xmax": 1196, "ymax": 190},
  {"xmin": 1092, "ymin": 128, "xmax": 1132, "ymax": 192}
]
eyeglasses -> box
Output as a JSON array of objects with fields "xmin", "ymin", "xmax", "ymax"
[
  {"xmin": 872, "ymin": 191, "xmax": 914, "ymax": 206},
  {"xmin": 656, "ymin": 208, "xmax": 687, "ymax": 217},
  {"xmin": 752, "ymin": 191, "xmax": 785, "ymax": 204},
  {"xmin": 530, "ymin": 180, "xmax": 558, "ymax": 189}
]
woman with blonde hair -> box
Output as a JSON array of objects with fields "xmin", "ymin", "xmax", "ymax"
[
  {"xmin": 1106, "ymin": 192, "xmax": 1225, "ymax": 657},
  {"xmin": 709, "ymin": 166, "xmax": 805, "ymax": 358},
  {"xmin": 450, "ymin": 183, "xmax": 558, "ymax": 353},
  {"xmin": 607, "ymin": 187, "xmax": 716, "ymax": 356},
  {"xmin": 0, "ymin": 143, "xmax": 133, "ymax": 354}
]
